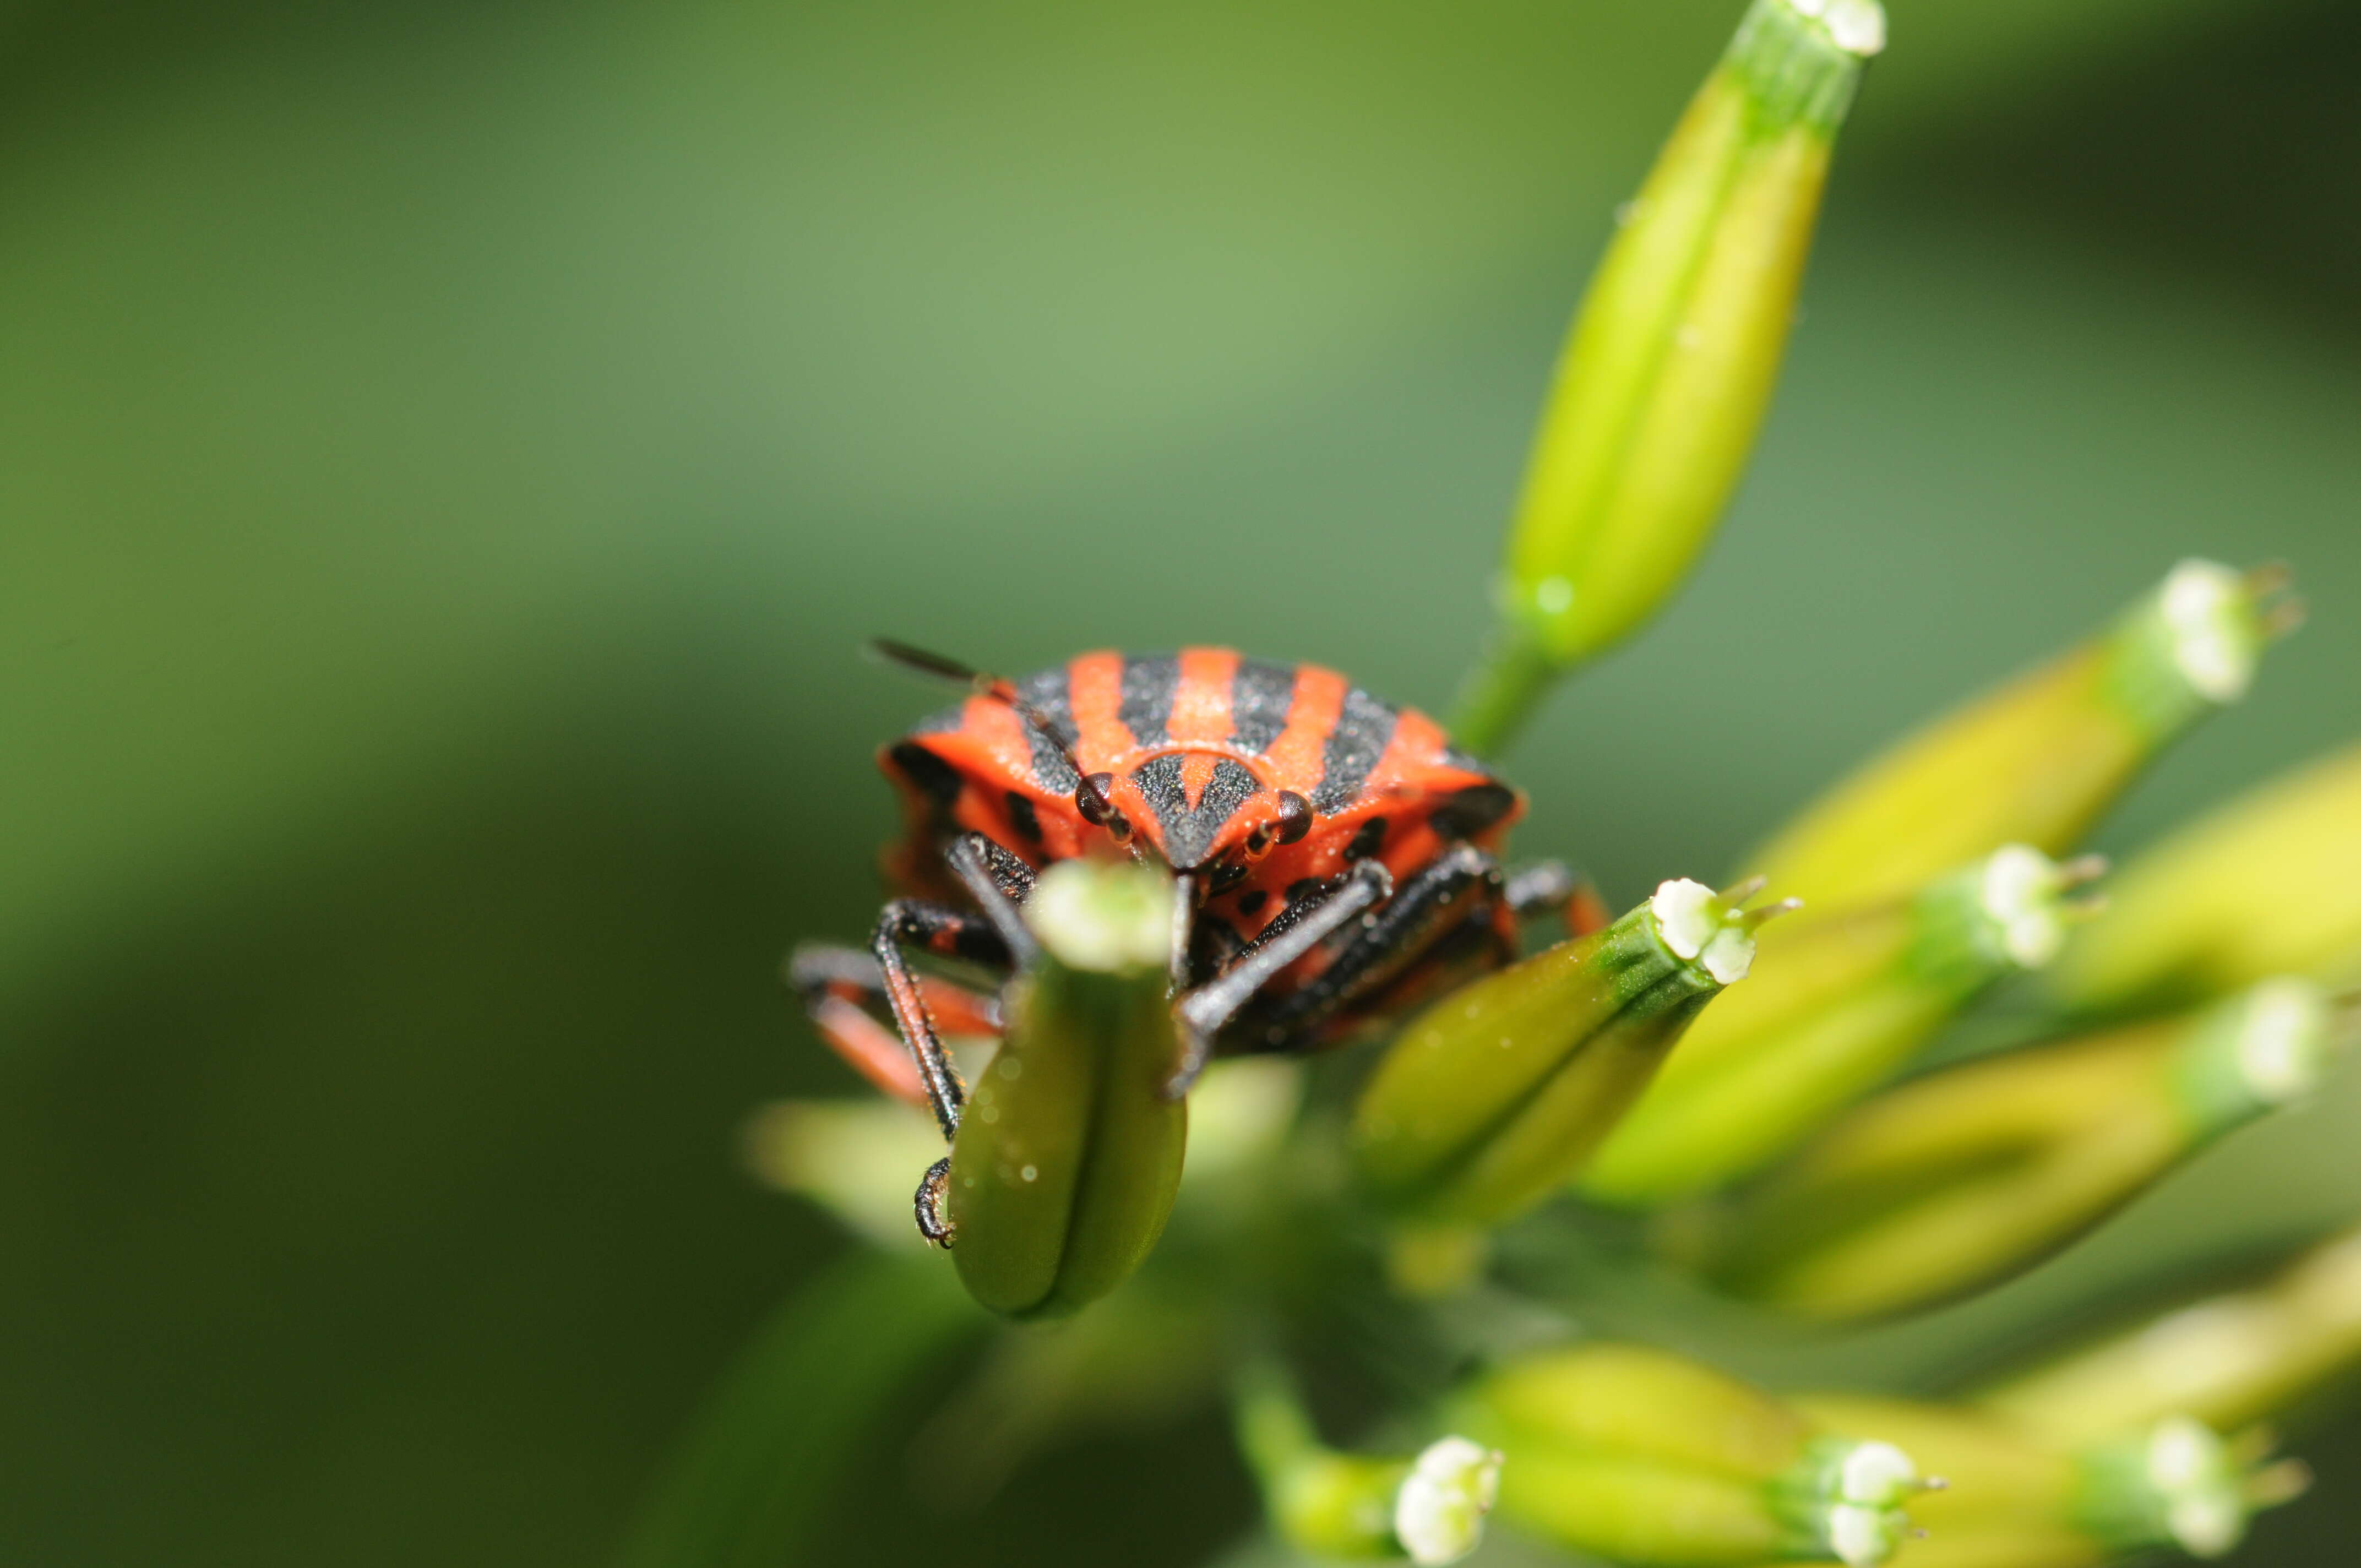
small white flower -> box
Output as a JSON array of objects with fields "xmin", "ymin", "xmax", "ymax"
[{"xmin": 1393, "ymin": 1436, "xmax": 1503, "ymax": 1566}]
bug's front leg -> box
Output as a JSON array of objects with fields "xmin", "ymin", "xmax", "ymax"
[
  {"xmin": 865, "ymin": 834, "xmax": 1047, "ymax": 1246},
  {"xmin": 868, "ymin": 900, "xmax": 1013, "ymax": 1133},
  {"xmin": 864, "ymin": 897, "xmax": 1020, "ymax": 1248},
  {"xmin": 1231, "ymin": 843, "xmax": 1509, "ymax": 1052},
  {"xmin": 1168, "ymin": 861, "xmax": 1395, "ymax": 1096}
]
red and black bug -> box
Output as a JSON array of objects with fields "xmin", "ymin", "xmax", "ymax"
[{"xmin": 790, "ymin": 644, "xmax": 1603, "ymax": 1243}]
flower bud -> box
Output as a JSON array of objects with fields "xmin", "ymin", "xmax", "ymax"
[
  {"xmin": 1673, "ymin": 979, "xmax": 2344, "ymax": 1318},
  {"xmin": 2047, "ymin": 741, "xmax": 2361, "ymax": 1016},
  {"xmin": 1791, "ymin": 1396, "xmax": 2305, "ymax": 1567},
  {"xmin": 1461, "ymin": 1344, "xmax": 1922, "ymax": 1566},
  {"xmin": 1981, "ymin": 1221, "xmax": 2361, "ymax": 1444},
  {"xmin": 1352, "ymin": 879, "xmax": 1771, "ymax": 1226},
  {"xmin": 1235, "ymin": 1366, "xmax": 1500, "ymax": 1565},
  {"xmin": 946, "ymin": 861, "xmax": 1188, "ymax": 1318},
  {"xmin": 1738, "ymin": 560, "xmax": 2292, "ymax": 916},
  {"xmin": 1452, "ymin": 0, "xmax": 1884, "ymax": 754},
  {"xmin": 1583, "ymin": 845, "xmax": 2090, "ymax": 1206}
]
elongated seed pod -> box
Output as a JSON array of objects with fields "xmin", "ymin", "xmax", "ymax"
[
  {"xmin": 1584, "ymin": 845, "xmax": 2086, "ymax": 1206},
  {"xmin": 1677, "ymin": 981, "xmax": 2342, "ymax": 1318},
  {"xmin": 946, "ymin": 862, "xmax": 1187, "ymax": 1318},
  {"xmin": 1353, "ymin": 879, "xmax": 1765, "ymax": 1225},
  {"xmin": 1459, "ymin": 1344, "xmax": 1922, "ymax": 1567},
  {"xmin": 1980, "ymin": 1221, "xmax": 2361, "ymax": 1442},
  {"xmin": 1791, "ymin": 1396, "xmax": 2297, "ymax": 1565},
  {"xmin": 2046, "ymin": 742, "xmax": 2361, "ymax": 1015},
  {"xmin": 1737, "ymin": 560, "xmax": 2288, "ymax": 916},
  {"xmin": 1452, "ymin": 0, "xmax": 1885, "ymax": 754}
]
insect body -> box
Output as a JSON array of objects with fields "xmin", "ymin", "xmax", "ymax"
[{"xmin": 791, "ymin": 646, "xmax": 1596, "ymax": 1243}]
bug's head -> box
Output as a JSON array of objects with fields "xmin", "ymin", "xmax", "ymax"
[{"xmin": 1065, "ymin": 755, "xmax": 1315, "ymax": 877}]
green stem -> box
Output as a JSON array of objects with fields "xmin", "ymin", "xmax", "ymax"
[{"xmin": 1446, "ymin": 629, "xmax": 1556, "ymax": 760}]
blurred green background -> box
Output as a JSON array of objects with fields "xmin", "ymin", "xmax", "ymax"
[{"xmin": 3, "ymin": 1, "xmax": 2357, "ymax": 1563}]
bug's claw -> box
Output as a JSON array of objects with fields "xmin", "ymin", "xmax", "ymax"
[{"xmin": 915, "ymin": 1156, "xmax": 957, "ymax": 1249}]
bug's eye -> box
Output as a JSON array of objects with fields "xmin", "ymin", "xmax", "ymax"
[
  {"xmin": 1075, "ymin": 772, "xmax": 1132, "ymax": 840},
  {"xmin": 1274, "ymin": 790, "xmax": 1314, "ymax": 845},
  {"xmin": 1075, "ymin": 773, "xmax": 1116, "ymax": 824}
]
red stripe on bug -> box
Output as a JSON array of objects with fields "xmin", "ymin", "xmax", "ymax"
[
  {"xmin": 1067, "ymin": 650, "xmax": 1130, "ymax": 771},
  {"xmin": 1170, "ymin": 647, "xmax": 1239, "ymax": 805},
  {"xmin": 1364, "ymin": 707, "xmax": 1449, "ymax": 799},
  {"xmin": 1259, "ymin": 663, "xmax": 1346, "ymax": 797}
]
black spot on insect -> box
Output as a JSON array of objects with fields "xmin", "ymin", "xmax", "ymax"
[
  {"xmin": 1207, "ymin": 861, "xmax": 1250, "ymax": 895},
  {"xmin": 1286, "ymin": 877, "xmax": 1331, "ymax": 905},
  {"xmin": 1342, "ymin": 815, "xmax": 1388, "ymax": 862},
  {"xmin": 1429, "ymin": 783, "xmax": 1517, "ymax": 841},
  {"xmin": 1236, "ymin": 889, "xmax": 1269, "ymax": 917},
  {"xmin": 889, "ymin": 741, "xmax": 964, "ymax": 808},
  {"xmin": 1004, "ymin": 790, "xmax": 1043, "ymax": 842}
]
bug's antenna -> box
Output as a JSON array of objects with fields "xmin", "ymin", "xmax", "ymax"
[
  {"xmin": 871, "ymin": 638, "xmax": 994, "ymax": 690},
  {"xmin": 868, "ymin": 638, "xmax": 1130, "ymax": 845}
]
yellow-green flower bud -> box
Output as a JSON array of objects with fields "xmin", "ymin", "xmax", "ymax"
[
  {"xmin": 1353, "ymin": 879, "xmax": 1771, "ymax": 1226},
  {"xmin": 946, "ymin": 861, "xmax": 1187, "ymax": 1319},
  {"xmin": 2047, "ymin": 741, "xmax": 2361, "ymax": 1016},
  {"xmin": 1236, "ymin": 1366, "xmax": 1501, "ymax": 1565},
  {"xmin": 1452, "ymin": 0, "xmax": 1884, "ymax": 755},
  {"xmin": 1583, "ymin": 845, "xmax": 2091, "ymax": 1206},
  {"xmin": 1675, "ymin": 980, "xmax": 2344, "ymax": 1319},
  {"xmin": 1738, "ymin": 560, "xmax": 2291, "ymax": 916},
  {"xmin": 1981, "ymin": 1221, "xmax": 2361, "ymax": 1444},
  {"xmin": 1461, "ymin": 1344, "xmax": 1922, "ymax": 1567},
  {"xmin": 1790, "ymin": 1396, "xmax": 2304, "ymax": 1567}
]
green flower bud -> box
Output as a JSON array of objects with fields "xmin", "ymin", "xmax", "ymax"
[
  {"xmin": 1790, "ymin": 1396, "xmax": 2306, "ymax": 1568},
  {"xmin": 1352, "ymin": 879, "xmax": 1771, "ymax": 1226},
  {"xmin": 2047, "ymin": 741, "xmax": 2361, "ymax": 1016},
  {"xmin": 1674, "ymin": 981, "xmax": 2346, "ymax": 1319},
  {"xmin": 1461, "ymin": 1344, "xmax": 1922, "ymax": 1567},
  {"xmin": 1583, "ymin": 845, "xmax": 2091, "ymax": 1206},
  {"xmin": 1235, "ymin": 1366, "xmax": 1500, "ymax": 1565},
  {"xmin": 1452, "ymin": 0, "xmax": 1884, "ymax": 755},
  {"xmin": 946, "ymin": 861, "xmax": 1187, "ymax": 1319},
  {"xmin": 2075, "ymin": 1418, "xmax": 2256, "ymax": 1559},
  {"xmin": 1738, "ymin": 560, "xmax": 2292, "ymax": 917},
  {"xmin": 1792, "ymin": 1394, "xmax": 2075, "ymax": 1519},
  {"xmin": 1981, "ymin": 1221, "xmax": 2361, "ymax": 1444}
]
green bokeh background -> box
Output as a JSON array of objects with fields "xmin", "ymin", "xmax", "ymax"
[{"xmin": 3, "ymin": 1, "xmax": 2356, "ymax": 1562}]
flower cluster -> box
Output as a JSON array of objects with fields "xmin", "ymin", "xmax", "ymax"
[{"xmin": 655, "ymin": 3, "xmax": 2361, "ymax": 1565}]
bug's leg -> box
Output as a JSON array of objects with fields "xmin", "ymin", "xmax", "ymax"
[
  {"xmin": 868, "ymin": 898, "xmax": 1020, "ymax": 1250},
  {"xmin": 943, "ymin": 832, "xmax": 1041, "ymax": 966},
  {"xmin": 787, "ymin": 945, "xmax": 1004, "ymax": 1106},
  {"xmin": 915, "ymin": 1157, "xmax": 956, "ymax": 1246},
  {"xmin": 1167, "ymin": 861, "xmax": 1395, "ymax": 1096},
  {"xmin": 871, "ymin": 900, "xmax": 1014, "ymax": 1145},
  {"xmin": 1504, "ymin": 858, "xmax": 1612, "ymax": 938},
  {"xmin": 1237, "ymin": 843, "xmax": 1508, "ymax": 1052}
]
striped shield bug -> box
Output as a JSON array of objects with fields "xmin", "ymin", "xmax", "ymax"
[{"xmin": 790, "ymin": 644, "xmax": 1604, "ymax": 1247}]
